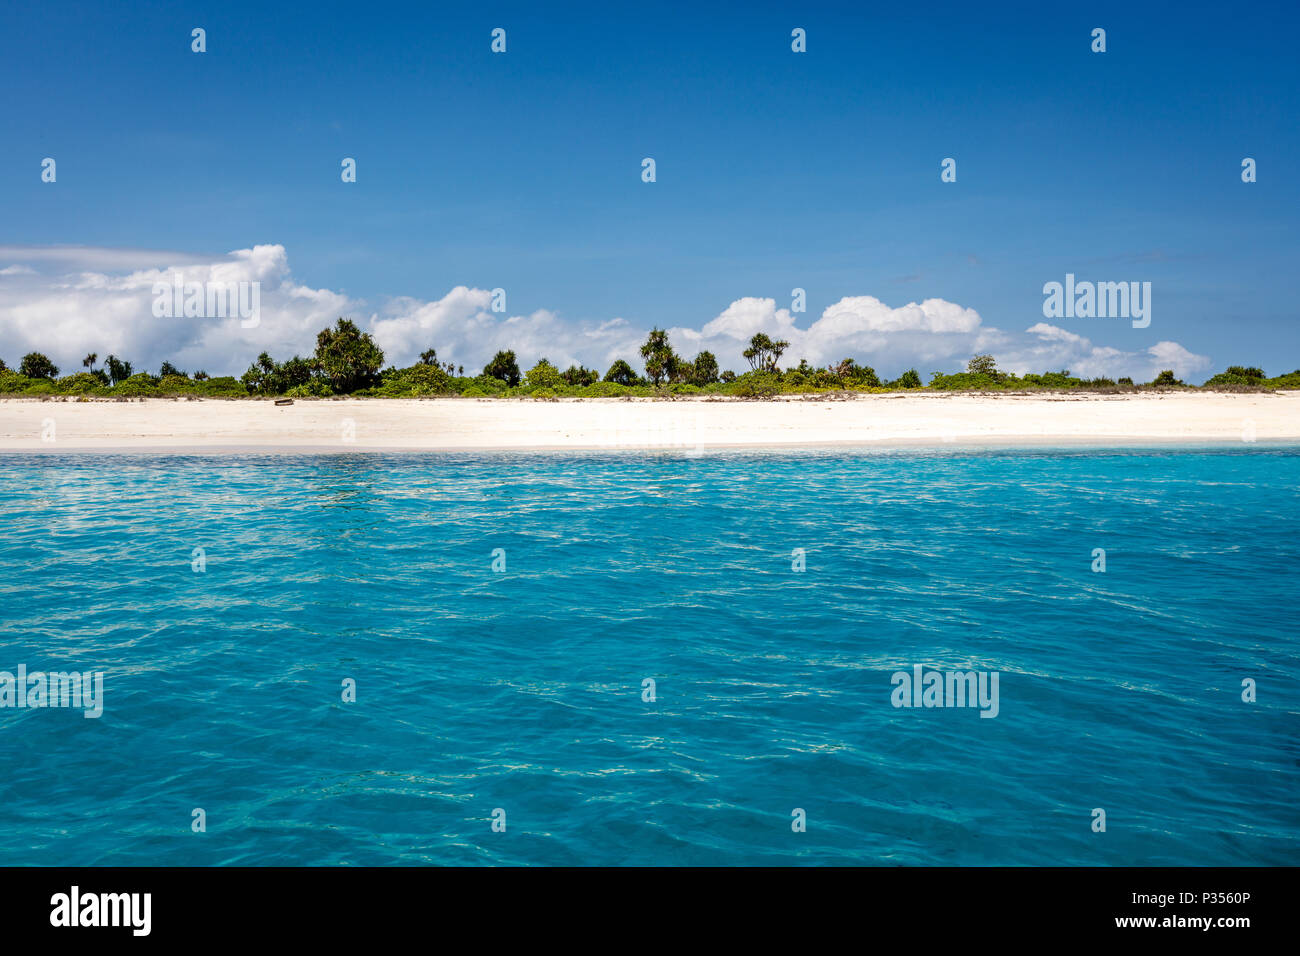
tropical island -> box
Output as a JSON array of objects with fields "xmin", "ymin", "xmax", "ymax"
[{"xmin": 2, "ymin": 318, "xmax": 1297, "ymax": 401}]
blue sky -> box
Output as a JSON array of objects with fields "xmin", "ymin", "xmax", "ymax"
[{"xmin": 1, "ymin": 0, "xmax": 1297, "ymax": 379}]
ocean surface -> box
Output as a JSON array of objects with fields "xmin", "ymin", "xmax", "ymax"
[{"xmin": 0, "ymin": 446, "xmax": 1296, "ymax": 866}]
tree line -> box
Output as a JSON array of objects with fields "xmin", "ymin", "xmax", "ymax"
[{"xmin": 2, "ymin": 319, "xmax": 1296, "ymax": 398}]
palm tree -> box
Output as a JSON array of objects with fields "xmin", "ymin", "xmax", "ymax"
[
  {"xmin": 743, "ymin": 333, "xmax": 788, "ymax": 372},
  {"xmin": 83, "ymin": 353, "xmax": 98, "ymax": 370},
  {"xmin": 639, "ymin": 328, "xmax": 678, "ymax": 385}
]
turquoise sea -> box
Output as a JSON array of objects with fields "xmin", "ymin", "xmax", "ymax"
[{"xmin": 0, "ymin": 446, "xmax": 1296, "ymax": 865}]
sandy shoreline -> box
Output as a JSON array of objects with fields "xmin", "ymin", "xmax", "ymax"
[{"xmin": 1, "ymin": 392, "xmax": 1296, "ymax": 452}]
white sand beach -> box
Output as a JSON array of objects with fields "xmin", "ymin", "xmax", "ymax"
[{"xmin": 0, "ymin": 392, "xmax": 1296, "ymax": 452}]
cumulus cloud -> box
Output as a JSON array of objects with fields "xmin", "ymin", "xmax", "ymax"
[
  {"xmin": 672, "ymin": 295, "xmax": 986, "ymax": 373},
  {"xmin": 368, "ymin": 291, "xmax": 642, "ymax": 375},
  {"xmin": 0, "ymin": 244, "xmax": 348, "ymax": 375},
  {"xmin": 1003, "ymin": 323, "xmax": 1211, "ymax": 380},
  {"xmin": 677, "ymin": 297, "xmax": 1207, "ymax": 381},
  {"xmin": 0, "ymin": 243, "xmax": 1210, "ymax": 381}
]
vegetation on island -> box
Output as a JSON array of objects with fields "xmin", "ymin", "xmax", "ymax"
[{"xmin": 3, "ymin": 319, "xmax": 1298, "ymax": 400}]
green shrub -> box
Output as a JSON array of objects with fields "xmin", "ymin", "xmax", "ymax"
[
  {"xmin": 928, "ymin": 371, "xmax": 1005, "ymax": 390},
  {"xmin": 829, "ymin": 358, "xmax": 881, "ymax": 388},
  {"xmin": 196, "ymin": 376, "xmax": 248, "ymax": 397},
  {"xmin": 0, "ymin": 371, "xmax": 34, "ymax": 394},
  {"xmin": 1226, "ymin": 366, "xmax": 1264, "ymax": 379},
  {"xmin": 374, "ymin": 363, "xmax": 453, "ymax": 396},
  {"xmin": 112, "ymin": 373, "xmax": 160, "ymax": 397},
  {"xmin": 561, "ymin": 364, "xmax": 599, "ymax": 386},
  {"xmin": 1020, "ymin": 371, "xmax": 1080, "ymax": 389},
  {"xmin": 728, "ymin": 370, "xmax": 782, "ymax": 397},
  {"xmin": 1204, "ymin": 366, "xmax": 1267, "ymax": 387},
  {"xmin": 55, "ymin": 372, "xmax": 107, "ymax": 395},
  {"xmin": 467, "ymin": 374, "xmax": 508, "ymax": 394},
  {"xmin": 157, "ymin": 374, "xmax": 196, "ymax": 394},
  {"xmin": 578, "ymin": 381, "xmax": 629, "ymax": 398},
  {"xmin": 603, "ymin": 359, "xmax": 639, "ymax": 386},
  {"xmin": 780, "ymin": 377, "xmax": 819, "ymax": 394},
  {"xmin": 525, "ymin": 359, "xmax": 564, "ymax": 389},
  {"xmin": 285, "ymin": 379, "xmax": 333, "ymax": 398}
]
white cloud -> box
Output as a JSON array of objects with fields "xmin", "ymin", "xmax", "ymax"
[
  {"xmin": 677, "ymin": 295, "xmax": 985, "ymax": 372},
  {"xmin": 0, "ymin": 244, "xmax": 350, "ymax": 375},
  {"xmin": 998, "ymin": 323, "xmax": 1211, "ymax": 380},
  {"xmin": 1147, "ymin": 340, "xmax": 1213, "ymax": 378},
  {"xmin": 0, "ymin": 243, "xmax": 1211, "ymax": 382}
]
